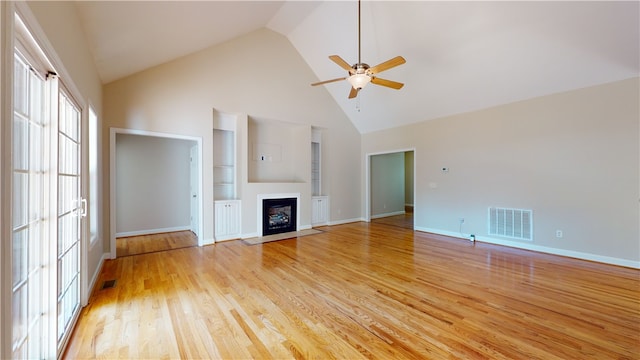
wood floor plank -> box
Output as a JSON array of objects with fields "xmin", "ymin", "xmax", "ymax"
[
  {"xmin": 64, "ymin": 219, "xmax": 639, "ymax": 359},
  {"xmin": 116, "ymin": 230, "xmax": 197, "ymax": 257}
]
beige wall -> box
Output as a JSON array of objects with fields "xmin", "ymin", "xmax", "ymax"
[
  {"xmin": 115, "ymin": 134, "xmax": 194, "ymax": 235},
  {"xmin": 362, "ymin": 78, "xmax": 639, "ymax": 266},
  {"xmin": 370, "ymin": 152, "xmax": 405, "ymax": 217},
  {"xmin": 103, "ymin": 28, "xmax": 361, "ymax": 243}
]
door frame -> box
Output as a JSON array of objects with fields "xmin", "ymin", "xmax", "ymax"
[
  {"xmin": 189, "ymin": 144, "xmax": 199, "ymax": 236},
  {"xmin": 109, "ymin": 128, "xmax": 204, "ymax": 258},
  {"xmin": 365, "ymin": 148, "xmax": 416, "ymax": 225}
]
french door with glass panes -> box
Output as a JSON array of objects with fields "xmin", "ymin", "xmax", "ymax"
[
  {"xmin": 12, "ymin": 26, "xmax": 85, "ymax": 359},
  {"xmin": 56, "ymin": 89, "xmax": 84, "ymax": 352}
]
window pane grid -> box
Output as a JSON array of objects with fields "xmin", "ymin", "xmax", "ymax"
[
  {"xmin": 58, "ymin": 134, "xmax": 79, "ymax": 176},
  {"xmin": 57, "ymin": 246, "xmax": 79, "ymax": 300},
  {"xmin": 56, "ymin": 90, "xmax": 82, "ymax": 348},
  {"xmin": 13, "ymin": 55, "xmax": 29, "ymax": 117},
  {"xmin": 58, "ymin": 174, "xmax": 79, "ymax": 216},
  {"xmin": 12, "ymin": 51, "xmax": 48, "ymax": 359},
  {"xmin": 57, "ymin": 212, "xmax": 78, "ymax": 257}
]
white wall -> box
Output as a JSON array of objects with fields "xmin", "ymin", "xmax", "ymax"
[
  {"xmin": 103, "ymin": 28, "xmax": 361, "ymax": 243},
  {"xmin": 115, "ymin": 134, "xmax": 193, "ymax": 236},
  {"xmin": 362, "ymin": 78, "xmax": 640, "ymax": 267}
]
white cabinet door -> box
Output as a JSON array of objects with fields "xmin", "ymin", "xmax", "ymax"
[
  {"xmin": 215, "ymin": 200, "xmax": 241, "ymax": 240},
  {"xmin": 311, "ymin": 196, "xmax": 329, "ymax": 225}
]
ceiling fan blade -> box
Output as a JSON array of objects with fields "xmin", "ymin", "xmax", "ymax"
[
  {"xmin": 368, "ymin": 56, "xmax": 406, "ymax": 75},
  {"xmin": 311, "ymin": 77, "xmax": 347, "ymax": 86},
  {"xmin": 348, "ymin": 87, "xmax": 359, "ymax": 99},
  {"xmin": 371, "ymin": 77, "xmax": 404, "ymax": 90},
  {"xmin": 329, "ymin": 55, "xmax": 355, "ymax": 73}
]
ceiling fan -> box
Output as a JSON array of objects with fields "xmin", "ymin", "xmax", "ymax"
[{"xmin": 311, "ymin": 0, "xmax": 406, "ymax": 99}]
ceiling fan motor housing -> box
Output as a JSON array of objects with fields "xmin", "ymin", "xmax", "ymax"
[{"xmin": 352, "ymin": 63, "xmax": 370, "ymax": 75}]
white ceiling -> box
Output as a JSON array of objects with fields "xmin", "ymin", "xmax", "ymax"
[{"xmin": 74, "ymin": 1, "xmax": 639, "ymax": 134}]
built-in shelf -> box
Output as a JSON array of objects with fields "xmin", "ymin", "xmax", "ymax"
[{"xmin": 213, "ymin": 111, "xmax": 237, "ymax": 201}]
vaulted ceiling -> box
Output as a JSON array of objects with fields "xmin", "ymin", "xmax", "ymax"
[{"xmin": 74, "ymin": 1, "xmax": 639, "ymax": 133}]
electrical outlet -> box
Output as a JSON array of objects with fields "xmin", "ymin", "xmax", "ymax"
[{"xmin": 556, "ymin": 230, "xmax": 563, "ymax": 238}]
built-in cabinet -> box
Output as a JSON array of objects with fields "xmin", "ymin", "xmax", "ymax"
[
  {"xmin": 214, "ymin": 111, "xmax": 241, "ymax": 241},
  {"xmin": 214, "ymin": 200, "xmax": 241, "ymax": 240},
  {"xmin": 311, "ymin": 196, "xmax": 329, "ymax": 225},
  {"xmin": 311, "ymin": 129, "xmax": 328, "ymax": 226},
  {"xmin": 213, "ymin": 110, "xmax": 329, "ymax": 237}
]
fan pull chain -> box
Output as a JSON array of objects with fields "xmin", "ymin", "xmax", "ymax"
[{"xmin": 356, "ymin": 93, "xmax": 361, "ymax": 112}]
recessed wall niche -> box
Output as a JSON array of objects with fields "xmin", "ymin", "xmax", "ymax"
[
  {"xmin": 248, "ymin": 116, "xmax": 309, "ymax": 183},
  {"xmin": 213, "ymin": 110, "xmax": 237, "ymax": 200}
]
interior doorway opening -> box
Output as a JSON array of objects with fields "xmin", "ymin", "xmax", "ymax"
[
  {"xmin": 366, "ymin": 149, "xmax": 415, "ymax": 230},
  {"xmin": 110, "ymin": 128, "xmax": 203, "ymax": 258}
]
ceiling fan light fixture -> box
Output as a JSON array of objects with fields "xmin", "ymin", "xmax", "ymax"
[
  {"xmin": 310, "ymin": 0, "xmax": 405, "ymax": 98},
  {"xmin": 348, "ymin": 73, "xmax": 371, "ymax": 89}
]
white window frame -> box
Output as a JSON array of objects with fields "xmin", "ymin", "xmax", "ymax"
[{"xmin": 88, "ymin": 105, "xmax": 99, "ymax": 245}]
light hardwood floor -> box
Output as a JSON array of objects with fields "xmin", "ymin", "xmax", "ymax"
[
  {"xmin": 116, "ymin": 230, "xmax": 197, "ymax": 257},
  {"xmin": 372, "ymin": 212, "xmax": 414, "ymax": 230},
  {"xmin": 65, "ymin": 221, "xmax": 639, "ymax": 359}
]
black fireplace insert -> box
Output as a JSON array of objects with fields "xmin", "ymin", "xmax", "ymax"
[{"xmin": 262, "ymin": 198, "xmax": 297, "ymax": 236}]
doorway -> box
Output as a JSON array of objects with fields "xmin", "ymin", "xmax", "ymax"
[
  {"xmin": 110, "ymin": 129, "xmax": 203, "ymax": 258},
  {"xmin": 366, "ymin": 149, "xmax": 415, "ymax": 230}
]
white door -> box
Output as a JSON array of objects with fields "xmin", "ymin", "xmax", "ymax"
[
  {"xmin": 11, "ymin": 51, "xmax": 49, "ymax": 360},
  {"xmin": 56, "ymin": 90, "xmax": 85, "ymax": 353},
  {"xmin": 11, "ymin": 48, "xmax": 85, "ymax": 359},
  {"xmin": 190, "ymin": 145, "xmax": 199, "ymax": 237}
]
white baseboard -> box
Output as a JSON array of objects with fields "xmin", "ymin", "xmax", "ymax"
[
  {"xmin": 200, "ymin": 238, "xmax": 216, "ymax": 246},
  {"xmin": 116, "ymin": 226, "xmax": 191, "ymax": 238},
  {"xmin": 329, "ymin": 217, "xmax": 366, "ymax": 226},
  {"xmin": 214, "ymin": 233, "xmax": 241, "ymax": 242},
  {"xmin": 415, "ymin": 227, "xmax": 640, "ymax": 269},
  {"xmin": 371, "ymin": 210, "xmax": 405, "ymax": 219},
  {"xmin": 87, "ymin": 252, "xmax": 107, "ymax": 297}
]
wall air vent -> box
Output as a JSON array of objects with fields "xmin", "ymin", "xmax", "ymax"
[{"xmin": 488, "ymin": 207, "xmax": 533, "ymax": 241}]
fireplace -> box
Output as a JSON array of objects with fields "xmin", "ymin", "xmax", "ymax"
[{"xmin": 262, "ymin": 197, "xmax": 297, "ymax": 236}]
